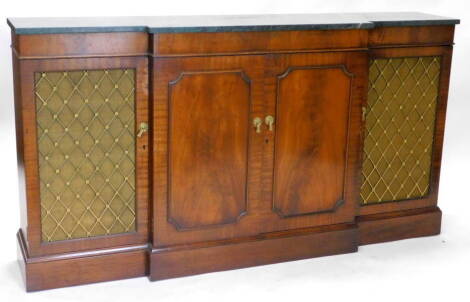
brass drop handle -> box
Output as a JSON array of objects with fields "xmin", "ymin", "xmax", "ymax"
[
  {"xmin": 265, "ymin": 115, "xmax": 275, "ymax": 131},
  {"xmin": 253, "ymin": 117, "xmax": 263, "ymax": 133},
  {"xmin": 137, "ymin": 122, "xmax": 149, "ymax": 137}
]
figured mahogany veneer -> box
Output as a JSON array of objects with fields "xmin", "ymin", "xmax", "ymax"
[
  {"xmin": 153, "ymin": 29, "xmax": 368, "ymax": 56},
  {"xmin": 368, "ymin": 25, "xmax": 455, "ymax": 47},
  {"xmin": 273, "ymin": 65, "xmax": 352, "ymax": 217},
  {"xmin": 8, "ymin": 14, "xmax": 457, "ymax": 291},
  {"xmin": 12, "ymin": 32, "xmax": 149, "ymax": 59}
]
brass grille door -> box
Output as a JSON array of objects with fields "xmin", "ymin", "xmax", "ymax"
[
  {"xmin": 361, "ymin": 57, "xmax": 441, "ymax": 205},
  {"xmin": 34, "ymin": 69, "xmax": 137, "ymax": 242}
]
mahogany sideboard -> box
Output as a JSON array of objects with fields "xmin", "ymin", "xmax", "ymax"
[{"xmin": 7, "ymin": 12, "xmax": 459, "ymax": 291}]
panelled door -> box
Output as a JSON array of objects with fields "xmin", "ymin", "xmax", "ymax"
[
  {"xmin": 153, "ymin": 55, "xmax": 267, "ymax": 246},
  {"xmin": 262, "ymin": 52, "xmax": 367, "ymax": 231},
  {"xmin": 152, "ymin": 51, "xmax": 366, "ymax": 247}
]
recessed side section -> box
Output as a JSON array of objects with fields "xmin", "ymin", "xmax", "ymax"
[
  {"xmin": 273, "ymin": 66, "xmax": 352, "ymax": 217},
  {"xmin": 35, "ymin": 69, "xmax": 137, "ymax": 242},
  {"xmin": 361, "ymin": 57, "xmax": 441, "ymax": 204},
  {"xmin": 168, "ymin": 71, "xmax": 250, "ymax": 230}
]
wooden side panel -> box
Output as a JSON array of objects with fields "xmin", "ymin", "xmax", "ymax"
[
  {"xmin": 11, "ymin": 33, "xmax": 28, "ymax": 240},
  {"xmin": 168, "ymin": 72, "xmax": 250, "ymax": 229},
  {"xmin": 273, "ymin": 67, "xmax": 352, "ymax": 217}
]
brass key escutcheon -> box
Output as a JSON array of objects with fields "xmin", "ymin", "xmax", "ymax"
[
  {"xmin": 265, "ymin": 115, "xmax": 275, "ymax": 131},
  {"xmin": 137, "ymin": 122, "xmax": 149, "ymax": 137},
  {"xmin": 253, "ymin": 117, "xmax": 262, "ymax": 133}
]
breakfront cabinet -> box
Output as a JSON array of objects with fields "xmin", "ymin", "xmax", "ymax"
[{"xmin": 7, "ymin": 12, "xmax": 459, "ymax": 291}]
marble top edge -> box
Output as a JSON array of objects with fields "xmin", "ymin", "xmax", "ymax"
[
  {"xmin": 7, "ymin": 12, "xmax": 460, "ymax": 35},
  {"xmin": 361, "ymin": 12, "xmax": 460, "ymax": 27}
]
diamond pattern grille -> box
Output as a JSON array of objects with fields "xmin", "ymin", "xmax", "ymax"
[
  {"xmin": 360, "ymin": 57, "xmax": 441, "ymax": 204},
  {"xmin": 35, "ymin": 69, "xmax": 136, "ymax": 242}
]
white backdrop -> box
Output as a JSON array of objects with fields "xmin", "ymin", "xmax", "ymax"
[{"xmin": 0, "ymin": 0, "xmax": 469, "ymax": 301}]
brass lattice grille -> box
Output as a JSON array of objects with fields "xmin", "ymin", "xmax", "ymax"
[
  {"xmin": 360, "ymin": 57, "xmax": 441, "ymax": 204},
  {"xmin": 35, "ymin": 69, "xmax": 136, "ymax": 242}
]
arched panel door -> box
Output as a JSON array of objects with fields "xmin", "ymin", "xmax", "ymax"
[
  {"xmin": 152, "ymin": 55, "xmax": 268, "ymax": 246},
  {"xmin": 262, "ymin": 52, "xmax": 366, "ymax": 230}
]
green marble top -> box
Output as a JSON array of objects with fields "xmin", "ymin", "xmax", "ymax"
[{"xmin": 7, "ymin": 12, "xmax": 459, "ymax": 35}]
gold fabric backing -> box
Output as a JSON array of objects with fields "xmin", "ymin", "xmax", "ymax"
[
  {"xmin": 361, "ymin": 57, "xmax": 441, "ymax": 204},
  {"xmin": 35, "ymin": 69, "xmax": 136, "ymax": 242}
]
